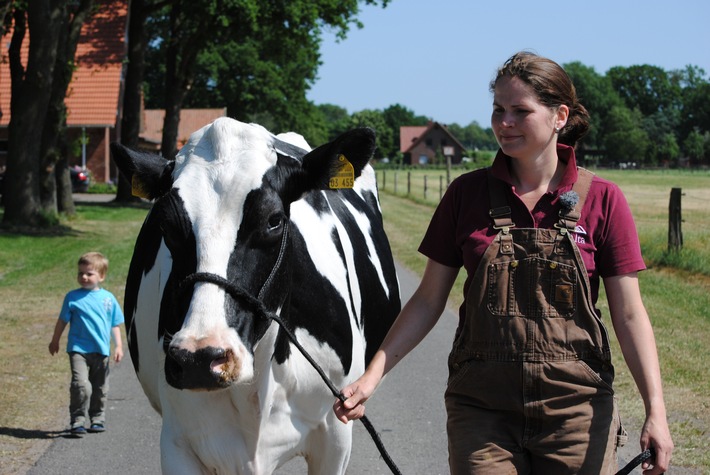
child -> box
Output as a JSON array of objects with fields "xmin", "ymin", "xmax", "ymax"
[{"xmin": 48, "ymin": 251, "xmax": 124, "ymax": 437}]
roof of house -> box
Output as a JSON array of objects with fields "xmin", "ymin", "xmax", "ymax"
[
  {"xmin": 0, "ymin": 0, "xmax": 128, "ymax": 128},
  {"xmin": 400, "ymin": 125, "xmax": 428, "ymax": 153},
  {"xmin": 141, "ymin": 108, "xmax": 228, "ymax": 148},
  {"xmin": 400, "ymin": 121, "xmax": 467, "ymax": 153}
]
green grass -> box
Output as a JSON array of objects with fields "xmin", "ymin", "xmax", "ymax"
[{"xmin": 0, "ymin": 201, "xmax": 149, "ymax": 472}]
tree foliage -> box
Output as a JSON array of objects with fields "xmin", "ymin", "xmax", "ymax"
[{"xmin": 142, "ymin": 0, "xmax": 390, "ymax": 158}]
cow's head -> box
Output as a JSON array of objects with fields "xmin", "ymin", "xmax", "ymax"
[{"xmin": 112, "ymin": 118, "xmax": 376, "ymax": 390}]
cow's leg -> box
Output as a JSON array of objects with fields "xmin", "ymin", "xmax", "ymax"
[
  {"xmin": 160, "ymin": 429, "xmax": 208, "ymax": 475},
  {"xmin": 304, "ymin": 418, "xmax": 352, "ymax": 475}
]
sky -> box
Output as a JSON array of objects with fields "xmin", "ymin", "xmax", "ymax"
[{"xmin": 307, "ymin": 0, "xmax": 710, "ymax": 128}]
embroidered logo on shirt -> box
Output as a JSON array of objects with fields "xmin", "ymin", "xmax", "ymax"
[{"xmin": 573, "ymin": 225, "xmax": 587, "ymax": 244}]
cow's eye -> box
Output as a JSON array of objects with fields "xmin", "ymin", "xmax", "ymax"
[{"xmin": 267, "ymin": 214, "xmax": 283, "ymax": 233}]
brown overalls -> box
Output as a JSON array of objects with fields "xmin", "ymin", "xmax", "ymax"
[{"xmin": 445, "ymin": 169, "xmax": 624, "ymax": 474}]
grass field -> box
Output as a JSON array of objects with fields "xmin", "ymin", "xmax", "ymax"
[{"xmin": 0, "ymin": 167, "xmax": 708, "ymax": 472}]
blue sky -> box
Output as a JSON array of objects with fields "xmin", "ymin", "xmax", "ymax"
[{"xmin": 307, "ymin": 0, "xmax": 710, "ymax": 128}]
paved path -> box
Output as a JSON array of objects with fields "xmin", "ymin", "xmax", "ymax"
[{"xmin": 26, "ymin": 262, "xmax": 691, "ymax": 474}]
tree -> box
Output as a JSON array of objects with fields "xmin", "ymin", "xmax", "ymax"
[
  {"xmin": 447, "ymin": 121, "xmax": 497, "ymax": 152},
  {"xmin": 564, "ymin": 61, "xmax": 623, "ymax": 150},
  {"xmin": 603, "ymin": 105, "xmax": 650, "ymax": 165},
  {"xmin": 683, "ymin": 130, "xmax": 707, "ymax": 166},
  {"xmin": 115, "ymin": 0, "xmax": 169, "ymax": 202},
  {"xmin": 40, "ymin": 0, "xmax": 96, "ymax": 216},
  {"xmin": 607, "ymin": 65, "xmax": 681, "ymax": 117},
  {"xmin": 143, "ymin": 0, "xmax": 389, "ymax": 159},
  {"xmin": 316, "ymin": 103, "xmax": 351, "ymax": 141},
  {"xmin": 675, "ymin": 66, "xmax": 710, "ymax": 141},
  {"xmin": 382, "ymin": 104, "xmax": 428, "ymax": 159},
  {"xmin": 349, "ymin": 109, "xmax": 390, "ymax": 159},
  {"xmin": 3, "ymin": 2, "xmax": 65, "ymax": 226}
]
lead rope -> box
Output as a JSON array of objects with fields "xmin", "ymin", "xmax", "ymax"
[
  {"xmin": 616, "ymin": 448, "xmax": 658, "ymax": 475},
  {"xmin": 180, "ymin": 221, "xmax": 402, "ymax": 475},
  {"xmin": 181, "ymin": 268, "xmax": 654, "ymax": 475}
]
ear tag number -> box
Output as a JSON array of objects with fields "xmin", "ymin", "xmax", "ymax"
[{"xmin": 329, "ymin": 154, "xmax": 355, "ymax": 189}]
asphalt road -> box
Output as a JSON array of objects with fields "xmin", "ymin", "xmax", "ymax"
[{"xmin": 26, "ymin": 261, "xmax": 689, "ymax": 474}]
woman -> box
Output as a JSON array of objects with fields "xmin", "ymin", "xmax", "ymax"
[{"xmin": 333, "ymin": 52, "xmax": 673, "ymax": 474}]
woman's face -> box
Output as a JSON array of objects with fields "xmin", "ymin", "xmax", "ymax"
[{"xmin": 491, "ymin": 75, "xmax": 566, "ymax": 160}]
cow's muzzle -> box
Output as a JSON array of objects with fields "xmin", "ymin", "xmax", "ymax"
[{"xmin": 165, "ymin": 345, "xmax": 240, "ymax": 390}]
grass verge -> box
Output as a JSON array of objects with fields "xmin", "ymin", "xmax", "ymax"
[{"xmin": 0, "ymin": 201, "xmax": 149, "ymax": 474}]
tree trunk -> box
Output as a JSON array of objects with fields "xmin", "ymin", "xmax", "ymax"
[
  {"xmin": 115, "ymin": 0, "xmax": 156, "ymax": 202},
  {"xmin": 40, "ymin": 0, "xmax": 94, "ymax": 216},
  {"xmin": 3, "ymin": 3, "xmax": 63, "ymax": 227}
]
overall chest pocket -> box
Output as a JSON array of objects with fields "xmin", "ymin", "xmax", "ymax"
[{"xmin": 486, "ymin": 257, "xmax": 577, "ymax": 318}]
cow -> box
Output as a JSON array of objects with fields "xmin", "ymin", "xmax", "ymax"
[{"xmin": 111, "ymin": 117, "xmax": 401, "ymax": 475}]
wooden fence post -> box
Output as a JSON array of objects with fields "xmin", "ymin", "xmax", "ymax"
[
  {"xmin": 407, "ymin": 172, "xmax": 411, "ymax": 196},
  {"xmin": 668, "ymin": 187, "xmax": 683, "ymax": 251},
  {"xmin": 423, "ymin": 175, "xmax": 428, "ymax": 201},
  {"xmin": 394, "ymin": 172, "xmax": 398, "ymax": 195}
]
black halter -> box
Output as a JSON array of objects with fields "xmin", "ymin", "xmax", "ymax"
[{"xmin": 176, "ymin": 219, "xmax": 403, "ymax": 475}]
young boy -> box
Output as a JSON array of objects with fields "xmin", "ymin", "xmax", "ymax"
[{"xmin": 48, "ymin": 251, "xmax": 124, "ymax": 437}]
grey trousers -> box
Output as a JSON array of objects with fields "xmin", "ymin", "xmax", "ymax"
[{"xmin": 69, "ymin": 352, "xmax": 109, "ymax": 427}]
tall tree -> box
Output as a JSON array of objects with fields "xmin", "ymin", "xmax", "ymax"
[
  {"xmin": 115, "ymin": 0, "xmax": 169, "ymax": 202},
  {"xmin": 144, "ymin": 0, "xmax": 389, "ymax": 159},
  {"xmin": 564, "ymin": 61, "xmax": 623, "ymax": 150},
  {"xmin": 40, "ymin": 0, "xmax": 95, "ymax": 216},
  {"xmin": 3, "ymin": 2, "xmax": 64, "ymax": 226},
  {"xmin": 607, "ymin": 64, "xmax": 681, "ymax": 117},
  {"xmin": 603, "ymin": 105, "xmax": 650, "ymax": 165}
]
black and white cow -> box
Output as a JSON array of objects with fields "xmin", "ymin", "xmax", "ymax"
[{"xmin": 111, "ymin": 118, "xmax": 400, "ymax": 474}]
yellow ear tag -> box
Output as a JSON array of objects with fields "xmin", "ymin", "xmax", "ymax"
[
  {"xmin": 329, "ymin": 154, "xmax": 355, "ymax": 189},
  {"xmin": 131, "ymin": 175, "xmax": 151, "ymax": 199}
]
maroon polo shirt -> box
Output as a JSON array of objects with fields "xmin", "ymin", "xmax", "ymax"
[{"xmin": 418, "ymin": 144, "xmax": 645, "ymax": 308}]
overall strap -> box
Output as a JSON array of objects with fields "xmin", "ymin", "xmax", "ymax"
[
  {"xmin": 486, "ymin": 168, "xmax": 515, "ymax": 233},
  {"xmin": 556, "ymin": 167, "xmax": 594, "ymax": 233}
]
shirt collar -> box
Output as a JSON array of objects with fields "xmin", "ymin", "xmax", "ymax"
[{"xmin": 490, "ymin": 144, "xmax": 578, "ymax": 192}]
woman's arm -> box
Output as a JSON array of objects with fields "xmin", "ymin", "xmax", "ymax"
[
  {"xmin": 604, "ymin": 272, "xmax": 674, "ymax": 474},
  {"xmin": 333, "ymin": 259, "xmax": 459, "ymax": 423}
]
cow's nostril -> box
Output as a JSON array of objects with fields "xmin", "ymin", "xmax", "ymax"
[
  {"xmin": 210, "ymin": 355, "xmax": 229, "ymax": 371},
  {"xmin": 165, "ymin": 346, "xmax": 238, "ymax": 390}
]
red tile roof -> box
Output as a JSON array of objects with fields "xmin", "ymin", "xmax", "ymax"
[
  {"xmin": 0, "ymin": 0, "xmax": 128, "ymax": 127},
  {"xmin": 400, "ymin": 125, "xmax": 428, "ymax": 153},
  {"xmin": 142, "ymin": 109, "xmax": 228, "ymax": 148}
]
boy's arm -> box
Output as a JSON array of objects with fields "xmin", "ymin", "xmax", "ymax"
[
  {"xmin": 112, "ymin": 325, "xmax": 124, "ymax": 363},
  {"xmin": 48, "ymin": 319, "xmax": 68, "ymax": 355}
]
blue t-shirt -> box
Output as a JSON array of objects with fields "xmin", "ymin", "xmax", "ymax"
[{"xmin": 59, "ymin": 288, "xmax": 125, "ymax": 356}]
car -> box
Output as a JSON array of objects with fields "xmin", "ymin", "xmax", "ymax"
[
  {"xmin": 70, "ymin": 167, "xmax": 90, "ymax": 193},
  {"xmin": 0, "ymin": 166, "xmax": 90, "ymax": 196}
]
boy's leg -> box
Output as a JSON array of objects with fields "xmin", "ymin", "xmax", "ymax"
[
  {"xmin": 87, "ymin": 353, "xmax": 110, "ymax": 426},
  {"xmin": 68, "ymin": 352, "xmax": 91, "ymax": 428}
]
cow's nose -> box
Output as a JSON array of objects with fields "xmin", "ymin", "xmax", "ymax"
[{"xmin": 165, "ymin": 345, "xmax": 238, "ymax": 390}]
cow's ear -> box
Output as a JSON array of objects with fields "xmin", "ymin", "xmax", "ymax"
[
  {"xmin": 111, "ymin": 143, "xmax": 175, "ymax": 200},
  {"xmin": 300, "ymin": 127, "xmax": 376, "ymax": 190}
]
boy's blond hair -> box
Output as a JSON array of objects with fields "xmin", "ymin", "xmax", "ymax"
[{"xmin": 78, "ymin": 252, "xmax": 109, "ymax": 277}]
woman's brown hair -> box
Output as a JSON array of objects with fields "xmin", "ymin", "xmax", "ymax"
[{"xmin": 490, "ymin": 51, "xmax": 590, "ymax": 147}]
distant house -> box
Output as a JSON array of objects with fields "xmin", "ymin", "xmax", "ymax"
[
  {"xmin": 0, "ymin": 0, "xmax": 129, "ymax": 183},
  {"xmin": 400, "ymin": 121, "xmax": 467, "ymax": 166},
  {"xmin": 0, "ymin": 1, "xmax": 226, "ymax": 185},
  {"xmin": 139, "ymin": 108, "xmax": 227, "ymax": 152}
]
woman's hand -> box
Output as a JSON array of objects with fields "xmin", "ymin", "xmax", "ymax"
[{"xmin": 333, "ymin": 374, "xmax": 379, "ymax": 424}]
